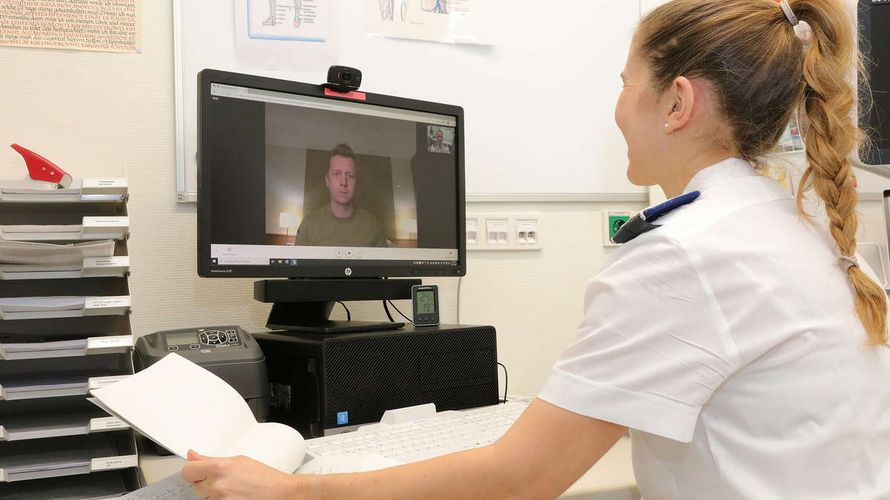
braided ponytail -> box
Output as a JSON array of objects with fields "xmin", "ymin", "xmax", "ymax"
[
  {"xmin": 638, "ymin": 0, "xmax": 887, "ymax": 346},
  {"xmin": 792, "ymin": 0, "xmax": 887, "ymax": 346}
]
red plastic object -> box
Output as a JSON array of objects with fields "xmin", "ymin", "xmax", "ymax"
[
  {"xmin": 323, "ymin": 88, "xmax": 367, "ymax": 101},
  {"xmin": 9, "ymin": 143, "xmax": 72, "ymax": 188}
]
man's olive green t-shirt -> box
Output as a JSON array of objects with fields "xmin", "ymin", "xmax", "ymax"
[{"xmin": 295, "ymin": 206, "xmax": 386, "ymax": 247}]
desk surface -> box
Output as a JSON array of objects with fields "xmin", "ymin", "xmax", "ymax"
[{"xmin": 140, "ymin": 436, "xmax": 636, "ymax": 497}]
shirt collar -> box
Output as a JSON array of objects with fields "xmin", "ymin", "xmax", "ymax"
[{"xmin": 682, "ymin": 157, "xmax": 756, "ymax": 195}]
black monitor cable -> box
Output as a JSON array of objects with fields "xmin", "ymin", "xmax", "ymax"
[
  {"xmin": 382, "ymin": 300, "xmax": 396, "ymax": 323},
  {"xmin": 387, "ymin": 300, "xmax": 414, "ymax": 325},
  {"xmin": 337, "ymin": 301, "xmax": 351, "ymax": 321},
  {"xmin": 497, "ymin": 362, "xmax": 508, "ymax": 404}
]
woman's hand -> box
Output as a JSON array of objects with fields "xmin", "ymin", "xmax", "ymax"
[
  {"xmin": 182, "ymin": 449, "xmax": 300, "ymax": 499},
  {"xmin": 179, "ymin": 399, "xmax": 624, "ymax": 499}
]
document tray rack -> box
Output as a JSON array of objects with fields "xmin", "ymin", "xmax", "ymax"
[
  {"xmin": 0, "ymin": 397, "xmax": 127, "ymax": 442},
  {"xmin": 0, "ymin": 189, "xmax": 140, "ymax": 495},
  {"xmin": 0, "ymin": 469, "xmax": 139, "ymax": 499},
  {"xmin": 0, "ymin": 432, "xmax": 137, "ymax": 482}
]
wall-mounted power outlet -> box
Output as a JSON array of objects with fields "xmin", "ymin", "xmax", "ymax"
[
  {"xmin": 603, "ymin": 210, "xmax": 632, "ymax": 246},
  {"xmin": 466, "ymin": 214, "xmax": 543, "ymax": 251}
]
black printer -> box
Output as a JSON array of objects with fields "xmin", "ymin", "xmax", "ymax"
[{"xmin": 135, "ymin": 325, "xmax": 269, "ymax": 422}]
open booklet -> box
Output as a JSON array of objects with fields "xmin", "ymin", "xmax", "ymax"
[{"xmin": 89, "ymin": 353, "xmax": 306, "ymax": 474}]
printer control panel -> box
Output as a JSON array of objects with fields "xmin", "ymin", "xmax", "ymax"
[{"xmin": 163, "ymin": 326, "xmax": 243, "ymax": 351}]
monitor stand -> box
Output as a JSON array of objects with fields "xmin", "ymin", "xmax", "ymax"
[
  {"xmin": 255, "ymin": 278, "xmax": 420, "ymax": 334},
  {"xmin": 266, "ymin": 301, "xmax": 403, "ymax": 333}
]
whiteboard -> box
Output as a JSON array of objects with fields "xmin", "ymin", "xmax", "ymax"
[{"xmin": 173, "ymin": 0, "xmax": 645, "ymax": 201}]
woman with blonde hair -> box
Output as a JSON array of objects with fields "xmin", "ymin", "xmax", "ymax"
[{"xmin": 184, "ymin": 1, "xmax": 890, "ymax": 497}]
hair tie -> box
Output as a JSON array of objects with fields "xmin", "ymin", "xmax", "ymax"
[
  {"xmin": 839, "ymin": 255, "xmax": 858, "ymax": 272},
  {"xmin": 777, "ymin": 0, "xmax": 800, "ymax": 26}
]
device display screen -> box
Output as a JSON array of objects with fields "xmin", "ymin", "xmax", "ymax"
[
  {"xmin": 869, "ymin": 2, "xmax": 890, "ymax": 150},
  {"xmin": 166, "ymin": 332, "xmax": 198, "ymax": 346},
  {"xmin": 203, "ymin": 79, "xmax": 463, "ymax": 277},
  {"xmin": 861, "ymin": 0, "xmax": 890, "ymax": 164},
  {"xmin": 415, "ymin": 290, "xmax": 436, "ymax": 314}
]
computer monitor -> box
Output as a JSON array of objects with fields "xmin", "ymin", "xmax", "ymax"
[
  {"xmin": 196, "ymin": 69, "xmax": 466, "ymax": 332},
  {"xmin": 859, "ymin": 0, "xmax": 890, "ymax": 166}
]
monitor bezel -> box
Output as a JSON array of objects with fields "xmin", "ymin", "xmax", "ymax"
[{"xmin": 197, "ymin": 69, "xmax": 467, "ymax": 279}]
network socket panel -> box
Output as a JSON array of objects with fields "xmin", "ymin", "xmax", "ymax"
[{"xmin": 465, "ymin": 214, "xmax": 543, "ymax": 251}]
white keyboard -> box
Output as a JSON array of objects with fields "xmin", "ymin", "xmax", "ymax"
[{"xmin": 305, "ymin": 399, "xmax": 531, "ymax": 465}]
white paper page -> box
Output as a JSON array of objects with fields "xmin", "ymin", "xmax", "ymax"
[
  {"xmin": 4, "ymin": 378, "xmax": 86, "ymax": 392},
  {"xmin": 0, "ymin": 187, "xmax": 82, "ymax": 195},
  {"xmin": 0, "ymin": 179, "xmax": 84, "ymax": 191},
  {"xmin": 0, "ymin": 296, "xmax": 85, "ymax": 312},
  {"xmin": 225, "ymin": 421, "xmax": 305, "ymax": 474},
  {"xmin": 0, "ymin": 239, "xmax": 114, "ymax": 265},
  {"xmin": 89, "ymin": 353, "xmax": 259, "ymax": 459},
  {"xmin": 1, "ymin": 264, "xmax": 83, "ymax": 272},
  {"xmin": 122, "ymin": 472, "xmax": 200, "ymax": 500},
  {"xmin": 2, "ymin": 339, "xmax": 86, "ymax": 353},
  {"xmin": 0, "ymin": 224, "xmax": 82, "ymax": 233},
  {"xmin": 0, "ymin": 181, "xmax": 62, "ymax": 191}
]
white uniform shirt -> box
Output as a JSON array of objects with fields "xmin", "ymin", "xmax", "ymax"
[{"xmin": 539, "ymin": 158, "xmax": 890, "ymax": 499}]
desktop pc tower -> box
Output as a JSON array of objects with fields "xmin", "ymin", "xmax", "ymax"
[{"xmin": 253, "ymin": 325, "xmax": 499, "ymax": 438}]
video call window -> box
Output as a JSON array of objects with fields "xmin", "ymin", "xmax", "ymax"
[
  {"xmin": 205, "ymin": 83, "xmax": 461, "ymax": 268},
  {"xmin": 263, "ymin": 101, "xmax": 456, "ymax": 249}
]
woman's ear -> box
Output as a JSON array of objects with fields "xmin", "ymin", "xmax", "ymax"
[{"xmin": 664, "ymin": 76, "xmax": 695, "ymax": 133}]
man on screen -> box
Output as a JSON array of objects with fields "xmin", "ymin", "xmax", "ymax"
[
  {"xmin": 295, "ymin": 143, "xmax": 387, "ymax": 247},
  {"xmin": 428, "ymin": 128, "xmax": 453, "ymax": 154}
]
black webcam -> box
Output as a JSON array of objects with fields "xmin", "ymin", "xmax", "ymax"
[{"xmin": 324, "ymin": 65, "xmax": 362, "ymax": 93}]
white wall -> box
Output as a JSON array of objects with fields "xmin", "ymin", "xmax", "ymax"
[
  {"xmin": 0, "ymin": 1, "xmax": 641, "ymax": 397},
  {"xmin": 0, "ymin": 0, "xmax": 887, "ymax": 398},
  {"xmin": 175, "ymin": 0, "xmax": 644, "ymax": 196}
]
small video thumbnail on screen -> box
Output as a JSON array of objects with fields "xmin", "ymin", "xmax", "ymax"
[{"xmin": 262, "ymin": 102, "xmax": 457, "ymax": 249}]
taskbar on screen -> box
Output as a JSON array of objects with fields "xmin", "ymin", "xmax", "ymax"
[
  {"xmin": 210, "ymin": 243, "xmax": 457, "ymax": 266},
  {"xmin": 209, "ymin": 258, "xmax": 458, "ymax": 267},
  {"xmin": 210, "ymin": 258, "xmax": 458, "ymax": 267},
  {"xmin": 268, "ymin": 259, "xmax": 458, "ymax": 266}
]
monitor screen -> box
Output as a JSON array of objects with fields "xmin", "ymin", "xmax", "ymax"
[
  {"xmin": 197, "ymin": 70, "xmax": 466, "ymax": 279},
  {"xmin": 860, "ymin": 0, "xmax": 890, "ymax": 165}
]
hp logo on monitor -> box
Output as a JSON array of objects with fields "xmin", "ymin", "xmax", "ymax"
[{"xmin": 344, "ymin": 268, "xmax": 352, "ymax": 276}]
